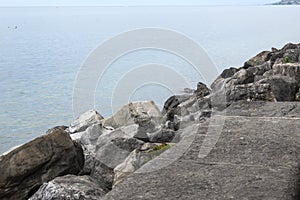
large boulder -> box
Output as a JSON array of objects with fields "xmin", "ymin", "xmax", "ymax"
[
  {"xmin": 96, "ymin": 133, "xmax": 145, "ymax": 169},
  {"xmin": 68, "ymin": 109, "xmax": 104, "ymax": 133},
  {"xmin": 80, "ymin": 146, "xmax": 114, "ymax": 191},
  {"xmin": 258, "ymin": 76, "xmax": 298, "ymax": 101},
  {"xmin": 226, "ymin": 82, "xmax": 276, "ymax": 102},
  {"xmin": 71, "ymin": 123, "xmax": 113, "ymax": 146},
  {"xmin": 194, "ymin": 82, "xmax": 210, "ymax": 99},
  {"xmin": 162, "ymin": 94, "xmax": 192, "ymax": 115},
  {"xmin": 113, "ymin": 143, "xmax": 173, "ymax": 187},
  {"xmin": 147, "ymin": 128, "xmax": 176, "ymax": 143},
  {"xmin": 29, "ymin": 175, "xmax": 106, "ymax": 200},
  {"xmin": 0, "ymin": 129, "xmax": 84, "ymax": 200},
  {"xmin": 230, "ymin": 68, "xmax": 254, "ymax": 85},
  {"xmin": 244, "ymin": 51, "xmax": 271, "ymax": 68},
  {"xmin": 103, "ymin": 101, "xmax": 162, "ymax": 129},
  {"xmin": 273, "ymin": 63, "xmax": 300, "ymax": 82}
]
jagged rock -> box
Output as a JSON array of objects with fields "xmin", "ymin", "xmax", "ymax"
[
  {"xmin": 226, "ymin": 82, "xmax": 276, "ymax": 102},
  {"xmin": 258, "ymin": 76, "xmax": 298, "ymax": 101},
  {"xmin": 29, "ymin": 175, "xmax": 106, "ymax": 200},
  {"xmin": 79, "ymin": 145, "xmax": 114, "ymax": 191},
  {"xmin": 113, "ymin": 143, "xmax": 173, "ymax": 187},
  {"xmin": 70, "ymin": 123, "xmax": 113, "ymax": 146},
  {"xmin": 194, "ymin": 82, "xmax": 210, "ymax": 99},
  {"xmin": 231, "ymin": 68, "xmax": 254, "ymax": 85},
  {"xmin": 247, "ymin": 62, "xmax": 271, "ymax": 76},
  {"xmin": 103, "ymin": 101, "xmax": 162, "ymax": 129},
  {"xmin": 162, "ymin": 94, "xmax": 193, "ymax": 115},
  {"xmin": 68, "ymin": 109, "xmax": 104, "ymax": 133},
  {"xmin": 147, "ymin": 128, "xmax": 176, "ymax": 143},
  {"xmin": 95, "ymin": 136, "xmax": 144, "ymax": 169},
  {"xmin": 94, "ymin": 125, "xmax": 145, "ymax": 169},
  {"xmin": 244, "ymin": 51, "xmax": 270, "ymax": 68},
  {"xmin": 0, "ymin": 129, "xmax": 84, "ymax": 200},
  {"xmin": 273, "ymin": 63, "xmax": 300, "ymax": 81},
  {"xmin": 211, "ymin": 67, "xmax": 238, "ymax": 90},
  {"xmin": 220, "ymin": 67, "xmax": 238, "ymax": 79}
]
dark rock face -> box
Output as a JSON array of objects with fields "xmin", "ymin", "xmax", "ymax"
[
  {"xmin": 211, "ymin": 43, "xmax": 300, "ymax": 104},
  {"xmin": 29, "ymin": 175, "xmax": 106, "ymax": 200},
  {"xmin": 0, "ymin": 129, "xmax": 84, "ymax": 200},
  {"xmin": 244, "ymin": 51, "xmax": 271, "ymax": 68},
  {"xmin": 148, "ymin": 129, "xmax": 176, "ymax": 143},
  {"xmin": 194, "ymin": 82, "xmax": 210, "ymax": 98}
]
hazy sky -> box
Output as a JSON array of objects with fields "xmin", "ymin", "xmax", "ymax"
[{"xmin": 0, "ymin": 0, "xmax": 276, "ymax": 6}]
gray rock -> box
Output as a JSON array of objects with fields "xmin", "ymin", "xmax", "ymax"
[
  {"xmin": 103, "ymin": 101, "xmax": 162, "ymax": 129},
  {"xmin": 29, "ymin": 175, "xmax": 106, "ymax": 200},
  {"xmin": 95, "ymin": 138, "xmax": 143, "ymax": 169},
  {"xmin": 210, "ymin": 68, "xmax": 238, "ymax": 90},
  {"xmin": 113, "ymin": 143, "xmax": 173, "ymax": 187},
  {"xmin": 96, "ymin": 124, "xmax": 140, "ymax": 148},
  {"xmin": 147, "ymin": 128, "xmax": 176, "ymax": 143},
  {"xmin": 194, "ymin": 82, "xmax": 210, "ymax": 99},
  {"xmin": 244, "ymin": 50, "xmax": 270, "ymax": 68},
  {"xmin": 95, "ymin": 125, "xmax": 146, "ymax": 168},
  {"xmin": 80, "ymin": 145, "xmax": 114, "ymax": 191},
  {"xmin": 273, "ymin": 63, "xmax": 300, "ymax": 82},
  {"xmin": 0, "ymin": 129, "xmax": 84, "ymax": 200},
  {"xmin": 162, "ymin": 94, "xmax": 193, "ymax": 115},
  {"xmin": 231, "ymin": 68, "xmax": 255, "ymax": 85},
  {"xmin": 71, "ymin": 123, "xmax": 113, "ymax": 146},
  {"xmin": 258, "ymin": 75, "xmax": 298, "ymax": 101},
  {"xmin": 226, "ymin": 82, "xmax": 276, "ymax": 102},
  {"xmin": 68, "ymin": 109, "xmax": 104, "ymax": 133},
  {"xmin": 247, "ymin": 62, "xmax": 272, "ymax": 76}
]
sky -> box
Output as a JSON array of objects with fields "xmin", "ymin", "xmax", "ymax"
[{"xmin": 0, "ymin": 0, "xmax": 277, "ymax": 6}]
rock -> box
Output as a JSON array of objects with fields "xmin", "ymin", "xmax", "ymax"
[
  {"xmin": 194, "ymin": 82, "xmax": 210, "ymax": 99},
  {"xmin": 282, "ymin": 42, "xmax": 299, "ymax": 51},
  {"xmin": 78, "ymin": 126, "xmax": 146, "ymax": 190},
  {"xmin": 162, "ymin": 94, "xmax": 193, "ymax": 115},
  {"xmin": 80, "ymin": 146, "xmax": 114, "ymax": 191},
  {"xmin": 220, "ymin": 67, "xmax": 238, "ymax": 79},
  {"xmin": 231, "ymin": 68, "xmax": 254, "ymax": 85},
  {"xmin": 68, "ymin": 109, "xmax": 104, "ymax": 133},
  {"xmin": 29, "ymin": 175, "xmax": 106, "ymax": 200},
  {"xmin": 224, "ymin": 82, "xmax": 276, "ymax": 103},
  {"xmin": 96, "ymin": 125, "xmax": 139, "ymax": 148},
  {"xmin": 0, "ymin": 129, "xmax": 84, "ymax": 200},
  {"xmin": 247, "ymin": 62, "xmax": 271, "ymax": 76},
  {"xmin": 70, "ymin": 123, "xmax": 113, "ymax": 146},
  {"xmin": 46, "ymin": 126, "xmax": 68, "ymax": 134},
  {"xmin": 95, "ymin": 136, "xmax": 144, "ymax": 169},
  {"xmin": 113, "ymin": 143, "xmax": 173, "ymax": 187},
  {"xmin": 103, "ymin": 101, "xmax": 162, "ymax": 129},
  {"xmin": 244, "ymin": 51, "xmax": 270, "ymax": 68},
  {"xmin": 273, "ymin": 63, "xmax": 300, "ymax": 81},
  {"xmin": 258, "ymin": 76, "xmax": 298, "ymax": 101},
  {"xmin": 148, "ymin": 128, "xmax": 176, "ymax": 143}
]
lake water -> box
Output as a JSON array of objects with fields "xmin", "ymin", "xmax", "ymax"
[{"xmin": 0, "ymin": 5, "xmax": 300, "ymax": 154}]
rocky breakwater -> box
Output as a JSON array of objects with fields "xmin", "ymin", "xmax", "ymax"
[{"xmin": 1, "ymin": 42, "xmax": 300, "ymax": 199}]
